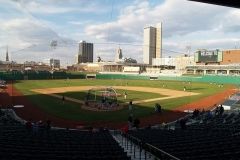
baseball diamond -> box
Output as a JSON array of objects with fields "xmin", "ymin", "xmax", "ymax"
[{"xmin": 0, "ymin": 78, "xmax": 234, "ymax": 129}]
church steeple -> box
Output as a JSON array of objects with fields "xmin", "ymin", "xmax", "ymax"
[{"xmin": 6, "ymin": 46, "xmax": 9, "ymax": 62}]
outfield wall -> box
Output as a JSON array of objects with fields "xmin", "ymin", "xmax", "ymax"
[
  {"xmin": 158, "ymin": 75, "xmax": 240, "ymax": 85},
  {"xmin": 96, "ymin": 74, "xmax": 149, "ymax": 80},
  {"xmin": 0, "ymin": 71, "xmax": 86, "ymax": 80},
  {"xmin": 96, "ymin": 73, "xmax": 240, "ymax": 85},
  {"xmin": 1, "ymin": 71, "xmax": 240, "ymax": 85}
]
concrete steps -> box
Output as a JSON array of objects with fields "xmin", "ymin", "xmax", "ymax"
[{"xmin": 112, "ymin": 133, "xmax": 157, "ymax": 160}]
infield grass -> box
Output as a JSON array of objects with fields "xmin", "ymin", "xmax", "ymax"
[{"xmin": 56, "ymin": 89, "xmax": 165, "ymax": 103}]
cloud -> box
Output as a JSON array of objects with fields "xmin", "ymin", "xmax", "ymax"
[
  {"xmin": 2, "ymin": 18, "xmax": 58, "ymax": 43},
  {"xmin": 68, "ymin": 20, "xmax": 92, "ymax": 26},
  {"xmin": 10, "ymin": 0, "xmax": 109, "ymax": 14},
  {"xmin": 84, "ymin": 0, "xmax": 240, "ymax": 61},
  {"xmin": 2, "ymin": 0, "xmax": 240, "ymax": 64},
  {"xmin": 192, "ymin": 38, "xmax": 240, "ymax": 49},
  {"xmin": 13, "ymin": 43, "xmax": 78, "ymax": 65},
  {"xmin": 0, "ymin": 1, "xmax": 82, "ymax": 65},
  {"xmin": 85, "ymin": 0, "xmax": 237, "ymax": 43},
  {"xmin": 0, "ymin": 17, "xmax": 78, "ymax": 64},
  {"xmin": 223, "ymin": 25, "xmax": 240, "ymax": 33},
  {"xmin": 24, "ymin": 1, "xmax": 75, "ymax": 14}
]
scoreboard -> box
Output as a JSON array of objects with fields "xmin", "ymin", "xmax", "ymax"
[{"xmin": 195, "ymin": 49, "xmax": 223, "ymax": 63}]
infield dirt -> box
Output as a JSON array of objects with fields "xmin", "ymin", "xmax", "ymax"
[{"xmin": 32, "ymin": 86, "xmax": 200, "ymax": 105}]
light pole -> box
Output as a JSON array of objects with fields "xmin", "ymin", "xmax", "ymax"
[{"xmin": 11, "ymin": 63, "xmax": 14, "ymax": 108}]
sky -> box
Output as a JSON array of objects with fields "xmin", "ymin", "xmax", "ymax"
[{"xmin": 1, "ymin": 0, "xmax": 240, "ymax": 66}]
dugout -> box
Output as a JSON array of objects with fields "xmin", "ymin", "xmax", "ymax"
[{"xmin": 150, "ymin": 76, "xmax": 158, "ymax": 80}]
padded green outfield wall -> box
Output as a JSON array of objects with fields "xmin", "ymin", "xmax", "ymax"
[
  {"xmin": 0, "ymin": 71, "xmax": 86, "ymax": 80},
  {"xmin": 1, "ymin": 70, "xmax": 240, "ymax": 85},
  {"xmin": 96, "ymin": 73, "xmax": 240, "ymax": 84},
  {"xmin": 0, "ymin": 72, "xmax": 23, "ymax": 80},
  {"xmin": 96, "ymin": 74, "xmax": 149, "ymax": 80},
  {"xmin": 158, "ymin": 75, "xmax": 240, "ymax": 85}
]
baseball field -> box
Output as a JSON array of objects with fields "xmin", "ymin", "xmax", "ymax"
[{"xmin": 9, "ymin": 78, "xmax": 235, "ymax": 128}]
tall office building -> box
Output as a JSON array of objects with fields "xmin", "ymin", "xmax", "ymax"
[
  {"xmin": 143, "ymin": 23, "xmax": 162, "ymax": 64},
  {"xmin": 77, "ymin": 41, "xmax": 93, "ymax": 63},
  {"xmin": 156, "ymin": 23, "xmax": 162, "ymax": 59}
]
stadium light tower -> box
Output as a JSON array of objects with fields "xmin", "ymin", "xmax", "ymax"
[
  {"xmin": 186, "ymin": 46, "xmax": 191, "ymax": 56},
  {"xmin": 50, "ymin": 40, "xmax": 58, "ymax": 70}
]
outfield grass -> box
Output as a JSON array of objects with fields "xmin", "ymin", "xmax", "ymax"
[{"xmin": 13, "ymin": 79, "xmax": 230, "ymax": 122}]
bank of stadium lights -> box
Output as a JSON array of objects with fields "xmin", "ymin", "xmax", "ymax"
[{"xmin": 50, "ymin": 40, "xmax": 58, "ymax": 49}]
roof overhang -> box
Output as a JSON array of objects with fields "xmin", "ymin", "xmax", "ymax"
[{"xmin": 189, "ymin": 0, "xmax": 240, "ymax": 8}]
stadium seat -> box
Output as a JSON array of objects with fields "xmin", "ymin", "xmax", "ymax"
[
  {"xmin": 127, "ymin": 110, "xmax": 240, "ymax": 160},
  {"xmin": 0, "ymin": 110, "xmax": 130, "ymax": 160}
]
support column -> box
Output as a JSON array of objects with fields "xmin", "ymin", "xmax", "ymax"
[
  {"xmin": 203, "ymin": 70, "xmax": 207, "ymax": 75},
  {"xmin": 227, "ymin": 70, "xmax": 230, "ymax": 75},
  {"xmin": 193, "ymin": 70, "xmax": 196, "ymax": 75}
]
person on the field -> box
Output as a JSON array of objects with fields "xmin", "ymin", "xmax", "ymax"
[
  {"xmin": 62, "ymin": 95, "xmax": 65, "ymax": 104},
  {"xmin": 183, "ymin": 86, "xmax": 186, "ymax": 91},
  {"xmin": 155, "ymin": 103, "xmax": 162, "ymax": 113},
  {"xmin": 101, "ymin": 97, "xmax": 105, "ymax": 104},
  {"xmin": 219, "ymin": 105, "xmax": 224, "ymax": 115},
  {"xmin": 86, "ymin": 92, "xmax": 90, "ymax": 101},
  {"xmin": 124, "ymin": 91, "xmax": 127, "ymax": 99},
  {"xmin": 108, "ymin": 101, "xmax": 113, "ymax": 108},
  {"xmin": 129, "ymin": 101, "xmax": 133, "ymax": 111}
]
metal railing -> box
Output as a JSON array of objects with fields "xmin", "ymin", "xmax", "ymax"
[
  {"xmin": 122, "ymin": 132, "xmax": 181, "ymax": 160},
  {"xmin": 145, "ymin": 143, "xmax": 181, "ymax": 160}
]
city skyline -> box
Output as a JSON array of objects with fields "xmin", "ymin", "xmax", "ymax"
[{"xmin": 1, "ymin": 0, "xmax": 240, "ymax": 65}]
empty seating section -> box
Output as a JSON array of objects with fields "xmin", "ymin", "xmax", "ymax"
[
  {"xmin": 2, "ymin": 108, "xmax": 240, "ymax": 160},
  {"xmin": 128, "ymin": 111, "xmax": 240, "ymax": 160},
  {"xmin": 0, "ymin": 111, "xmax": 130, "ymax": 160}
]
